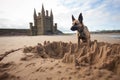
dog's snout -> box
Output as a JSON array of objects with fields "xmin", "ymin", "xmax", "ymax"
[{"xmin": 71, "ymin": 25, "xmax": 78, "ymax": 31}]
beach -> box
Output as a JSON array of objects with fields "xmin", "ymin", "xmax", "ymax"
[
  {"xmin": 0, "ymin": 33, "xmax": 120, "ymax": 80},
  {"xmin": 0, "ymin": 34, "xmax": 120, "ymax": 54}
]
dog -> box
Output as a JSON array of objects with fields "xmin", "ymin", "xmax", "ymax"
[{"xmin": 71, "ymin": 13, "xmax": 91, "ymax": 48}]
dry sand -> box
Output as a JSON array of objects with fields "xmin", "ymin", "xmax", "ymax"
[{"xmin": 0, "ymin": 34, "xmax": 120, "ymax": 80}]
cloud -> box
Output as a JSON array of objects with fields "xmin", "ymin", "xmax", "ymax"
[
  {"xmin": 65, "ymin": 0, "xmax": 120, "ymax": 31},
  {"xmin": 83, "ymin": 0, "xmax": 120, "ymax": 30},
  {"xmin": 0, "ymin": 0, "xmax": 120, "ymax": 32}
]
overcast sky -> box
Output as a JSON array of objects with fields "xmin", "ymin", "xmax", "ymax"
[{"xmin": 0, "ymin": 0, "xmax": 120, "ymax": 32}]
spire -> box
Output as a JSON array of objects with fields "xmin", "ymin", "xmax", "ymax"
[
  {"xmin": 33, "ymin": 8, "xmax": 37, "ymax": 27},
  {"xmin": 41, "ymin": 4, "xmax": 45, "ymax": 16},
  {"xmin": 34, "ymin": 8, "xmax": 37, "ymax": 18},
  {"xmin": 42, "ymin": 4, "xmax": 44, "ymax": 10},
  {"xmin": 50, "ymin": 9, "xmax": 53, "ymax": 18}
]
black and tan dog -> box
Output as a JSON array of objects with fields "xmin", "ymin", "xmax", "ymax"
[{"xmin": 71, "ymin": 13, "xmax": 91, "ymax": 48}]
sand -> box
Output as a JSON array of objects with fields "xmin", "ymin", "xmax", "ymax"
[{"xmin": 0, "ymin": 34, "xmax": 120, "ymax": 80}]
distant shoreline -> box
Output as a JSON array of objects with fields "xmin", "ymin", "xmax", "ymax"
[
  {"xmin": 0, "ymin": 28, "xmax": 120, "ymax": 36},
  {"xmin": 90, "ymin": 30, "xmax": 120, "ymax": 34}
]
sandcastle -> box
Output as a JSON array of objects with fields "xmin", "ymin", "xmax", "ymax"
[
  {"xmin": 23, "ymin": 40, "xmax": 120, "ymax": 76},
  {"xmin": 0, "ymin": 40, "xmax": 120, "ymax": 80}
]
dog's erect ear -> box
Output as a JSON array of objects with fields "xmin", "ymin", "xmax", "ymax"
[
  {"xmin": 78, "ymin": 13, "xmax": 83, "ymax": 23},
  {"xmin": 72, "ymin": 15, "xmax": 75, "ymax": 22}
]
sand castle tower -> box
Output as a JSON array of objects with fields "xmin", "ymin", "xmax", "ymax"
[{"xmin": 29, "ymin": 4, "xmax": 57, "ymax": 35}]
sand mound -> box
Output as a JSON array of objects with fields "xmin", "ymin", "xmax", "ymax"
[
  {"xmin": 0, "ymin": 62, "xmax": 20, "ymax": 80},
  {"xmin": 23, "ymin": 41, "xmax": 77, "ymax": 59},
  {"xmin": 23, "ymin": 40, "xmax": 120, "ymax": 76},
  {"xmin": 74, "ymin": 40, "xmax": 120, "ymax": 74},
  {"xmin": 0, "ymin": 72, "xmax": 20, "ymax": 80},
  {"xmin": 0, "ymin": 48, "xmax": 22, "ymax": 61}
]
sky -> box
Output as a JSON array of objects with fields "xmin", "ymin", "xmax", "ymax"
[{"xmin": 0, "ymin": 0, "xmax": 120, "ymax": 33}]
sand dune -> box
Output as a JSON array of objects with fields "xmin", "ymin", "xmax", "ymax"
[{"xmin": 0, "ymin": 34, "xmax": 120, "ymax": 80}]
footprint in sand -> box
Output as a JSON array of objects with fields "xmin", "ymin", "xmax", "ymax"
[
  {"xmin": 45, "ymin": 67, "xmax": 49, "ymax": 70},
  {"xmin": 65, "ymin": 67, "xmax": 73, "ymax": 72},
  {"xmin": 57, "ymin": 71, "xmax": 62, "ymax": 74},
  {"xmin": 49, "ymin": 67, "xmax": 54, "ymax": 70},
  {"xmin": 60, "ymin": 77, "xmax": 67, "ymax": 80},
  {"xmin": 0, "ymin": 62, "xmax": 15, "ymax": 68},
  {"xmin": 15, "ymin": 70, "xmax": 22, "ymax": 73},
  {"xmin": 35, "ymin": 67, "xmax": 46, "ymax": 72},
  {"xmin": 0, "ymin": 62, "xmax": 15, "ymax": 72},
  {"xmin": 46, "ymin": 77, "xmax": 52, "ymax": 80},
  {"xmin": 54, "ymin": 63, "xmax": 59, "ymax": 66},
  {"xmin": 25, "ymin": 63, "xmax": 36, "ymax": 67},
  {"xmin": 57, "ymin": 65, "xmax": 62, "ymax": 68},
  {"xmin": 50, "ymin": 59, "xmax": 55, "ymax": 63},
  {"xmin": 77, "ymin": 74, "xmax": 82, "ymax": 78},
  {"xmin": 18, "ymin": 63, "xmax": 23, "ymax": 65},
  {"xmin": 69, "ymin": 71, "xmax": 78, "ymax": 75},
  {"xmin": 68, "ymin": 76, "xmax": 72, "ymax": 80},
  {"xmin": 0, "ymin": 72, "xmax": 20, "ymax": 80}
]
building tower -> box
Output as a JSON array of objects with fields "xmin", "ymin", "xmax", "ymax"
[
  {"xmin": 33, "ymin": 8, "xmax": 37, "ymax": 35},
  {"xmin": 29, "ymin": 4, "xmax": 58, "ymax": 35}
]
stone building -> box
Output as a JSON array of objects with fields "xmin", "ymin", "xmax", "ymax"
[{"xmin": 29, "ymin": 5, "xmax": 59, "ymax": 35}]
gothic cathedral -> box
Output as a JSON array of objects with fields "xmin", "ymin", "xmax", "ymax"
[{"xmin": 29, "ymin": 5, "xmax": 58, "ymax": 35}]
